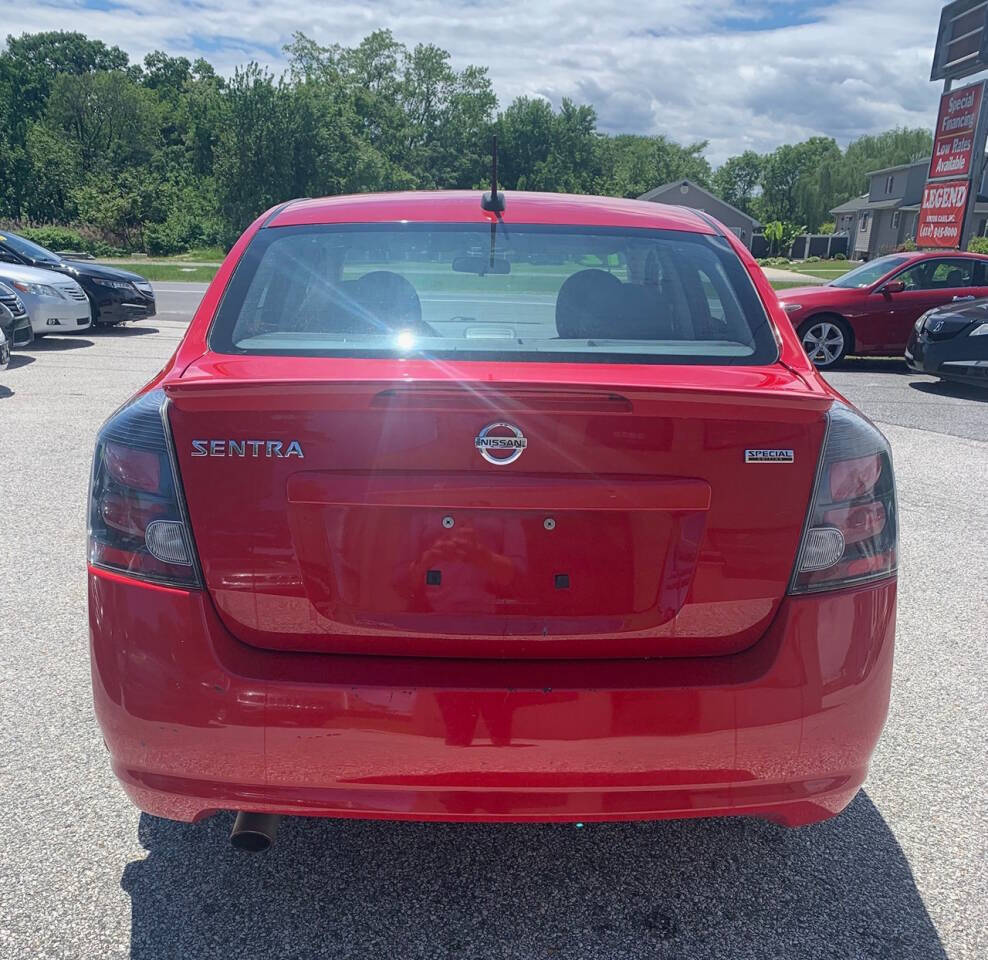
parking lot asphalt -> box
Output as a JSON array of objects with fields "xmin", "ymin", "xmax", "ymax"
[{"xmin": 0, "ymin": 284, "xmax": 985, "ymax": 960}]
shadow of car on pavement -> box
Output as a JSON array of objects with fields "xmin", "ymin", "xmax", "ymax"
[
  {"xmin": 908, "ymin": 378, "xmax": 988, "ymax": 403},
  {"xmin": 839, "ymin": 356, "xmax": 912, "ymax": 375},
  {"xmin": 4, "ymin": 353, "xmax": 35, "ymax": 370},
  {"xmin": 122, "ymin": 792, "xmax": 945, "ymax": 960},
  {"xmin": 94, "ymin": 325, "xmax": 160, "ymax": 337},
  {"xmin": 22, "ymin": 336, "xmax": 93, "ymax": 351}
]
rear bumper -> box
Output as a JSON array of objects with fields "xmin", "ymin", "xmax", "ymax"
[{"xmin": 89, "ymin": 570, "xmax": 895, "ymax": 827}]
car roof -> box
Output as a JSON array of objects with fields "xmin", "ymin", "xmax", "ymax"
[
  {"xmin": 902, "ymin": 250, "xmax": 988, "ymax": 261},
  {"xmin": 270, "ymin": 190, "xmax": 717, "ymax": 233}
]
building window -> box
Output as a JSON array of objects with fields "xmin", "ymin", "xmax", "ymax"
[
  {"xmin": 891, "ymin": 211, "xmax": 900, "ymax": 229},
  {"xmin": 885, "ymin": 175, "xmax": 895, "ymax": 194},
  {"xmin": 859, "ymin": 212, "xmax": 870, "ymax": 230}
]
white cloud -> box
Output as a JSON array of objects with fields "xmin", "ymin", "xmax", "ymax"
[{"xmin": 2, "ymin": 0, "xmax": 947, "ymax": 163}]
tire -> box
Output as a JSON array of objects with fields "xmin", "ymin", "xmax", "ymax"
[
  {"xmin": 797, "ymin": 315, "xmax": 852, "ymax": 369},
  {"xmin": 88, "ymin": 297, "xmax": 108, "ymax": 330}
]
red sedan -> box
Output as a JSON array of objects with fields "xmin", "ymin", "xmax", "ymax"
[
  {"xmin": 88, "ymin": 191, "xmax": 897, "ymax": 851},
  {"xmin": 779, "ymin": 249, "xmax": 988, "ymax": 368}
]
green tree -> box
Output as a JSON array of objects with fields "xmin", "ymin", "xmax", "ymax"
[
  {"xmin": 522, "ymin": 99, "xmax": 602, "ymax": 193},
  {"xmin": 603, "ymin": 134, "xmax": 711, "ymax": 198},
  {"xmin": 0, "ymin": 31, "xmax": 130, "ymax": 217},
  {"xmin": 712, "ymin": 151, "xmax": 762, "ymax": 214},
  {"xmin": 212, "ymin": 63, "xmax": 295, "ymax": 237},
  {"xmin": 46, "ymin": 70, "xmax": 160, "ymax": 170},
  {"xmin": 23, "ymin": 121, "xmax": 80, "ymax": 220},
  {"xmin": 759, "ymin": 136, "xmax": 840, "ymax": 229},
  {"xmin": 400, "ymin": 43, "xmax": 495, "ymax": 188},
  {"xmin": 495, "ymin": 97, "xmax": 556, "ymax": 189}
]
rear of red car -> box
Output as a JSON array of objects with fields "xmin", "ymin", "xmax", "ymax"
[{"xmin": 88, "ymin": 192, "xmax": 896, "ymax": 837}]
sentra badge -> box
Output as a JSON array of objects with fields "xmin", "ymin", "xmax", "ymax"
[{"xmin": 191, "ymin": 439, "xmax": 304, "ymax": 459}]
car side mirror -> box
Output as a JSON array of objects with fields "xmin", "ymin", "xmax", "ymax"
[{"xmin": 880, "ymin": 280, "xmax": 905, "ymax": 295}]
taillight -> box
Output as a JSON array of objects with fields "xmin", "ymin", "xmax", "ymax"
[
  {"xmin": 789, "ymin": 404, "xmax": 897, "ymax": 594},
  {"xmin": 88, "ymin": 389, "xmax": 200, "ymax": 587}
]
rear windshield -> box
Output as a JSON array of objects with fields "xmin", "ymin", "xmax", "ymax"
[{"xmin": 210, "ymin": 223, "xmax": 778, "ymax": 365}]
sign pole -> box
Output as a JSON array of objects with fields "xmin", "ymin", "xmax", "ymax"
[{"xmin": 961, "ymin": 87, "xmax": 988, "ymax": 248}]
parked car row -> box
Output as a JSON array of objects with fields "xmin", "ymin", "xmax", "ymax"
[
  {"xmin": 778, "ymin": 250, "xmax": 988, "ymax": 385},
  {"xmin": 0, "ymin": 230, "xmax": 156, "ymax": 356}
]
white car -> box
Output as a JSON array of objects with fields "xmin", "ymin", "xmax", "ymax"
[{"xmin": 0, "ymin": 262, "xmax": 92, "ymax": 335}]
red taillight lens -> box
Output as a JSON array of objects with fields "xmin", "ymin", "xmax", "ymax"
[
  {"xmin": 823, "ymin": 501, "xmax": 887, "ymax": 545},
  {"xmin": 829, "ymin": 453, "xmax": 882, "ymax": 501},
  {"xmin": 103, "ymin": 440, "xmax": 161, "ymax": 493},
  {"xmin": 89, "ymin": 389, "xmax": 200, "ymax": 587},
  {"xmin": 789, "ymin": 404, "xmax": 897, "ymax": 594}
]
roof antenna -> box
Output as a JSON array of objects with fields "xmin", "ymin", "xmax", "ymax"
[{"xmin": 481, "ymin": 135, "xmax": 506, "ymax": 213}]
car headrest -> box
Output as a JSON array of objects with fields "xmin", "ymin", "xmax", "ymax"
[
  {"xmin": 345, "ymin": 271, "xmax": 423, "ymax": 332},
  {"xmin": 556, "ymin": 268, "xmax": 673, "ymax": 340},
  {"xmin": 555, "ymin": 269, "xmax": 623, "ymax": 339},
  {"xmin": 946, "ymin": 269, "xmax": 965, "ymax": 287}
]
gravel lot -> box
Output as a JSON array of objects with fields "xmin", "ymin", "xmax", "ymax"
[{"xmin": 1, "ymin": 282, "xmax": 985, "ymax": 959}]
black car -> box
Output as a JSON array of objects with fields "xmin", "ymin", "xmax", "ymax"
[
  {"xmin": 0, "ymin": 280, "xmax": 34, "ymax": 350},
  {"xmin": 906, "ymin": 298, "xmax": 988, "ymax": 387},
  {"xmin": 0, "ymin": 231, "xmax": 155, "ymax": 328}
]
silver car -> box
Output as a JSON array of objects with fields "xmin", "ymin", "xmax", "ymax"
[{"xmin": 0, "ymin": 262, "xmax": 92, "ymax": 336}]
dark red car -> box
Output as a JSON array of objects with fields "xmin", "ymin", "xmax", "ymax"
[
  {"xmin": 779, "ymin": 250, "xmax": 988, "ymax": 368},
  {"xmin": 88, "ymin": 191, "xmax": 897, "ymax": 851}
]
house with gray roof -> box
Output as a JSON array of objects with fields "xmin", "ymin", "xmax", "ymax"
[
  {"xmin": 638, "ymin": 180, "xmax": 761, "ymax": 248},
  {"xmin": 829, "ymin": 161, "xmax": 930, "ymax": 260}
]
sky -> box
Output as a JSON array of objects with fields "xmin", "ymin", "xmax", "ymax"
[{"xmin": 1, "ymin": 0, "xmax": 950, "ymax": 164}]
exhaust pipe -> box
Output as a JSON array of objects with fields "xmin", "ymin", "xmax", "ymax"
[{"xmin": 230, "ymin": 812, "xmax": 280, "ymax": 853}]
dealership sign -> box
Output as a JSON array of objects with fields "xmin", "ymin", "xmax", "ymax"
[
  {"xmin": 917, "ymin": 179, "xmax": 970, "ymax": 247},
  {"xmin": 929, "ymin": 82, "xmax": 984, "ymax": 178}
]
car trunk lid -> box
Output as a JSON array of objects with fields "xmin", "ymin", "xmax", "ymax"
[{"xmin": 166, "ymin": 356, "xmax": 829, "ymax": 658}]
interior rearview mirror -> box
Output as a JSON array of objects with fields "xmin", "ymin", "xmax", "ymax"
[{"xmin": 452, "ymin": 255, "xmax": 510, "ymax": 275}]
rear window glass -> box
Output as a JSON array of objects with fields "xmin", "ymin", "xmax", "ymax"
[{"xmin": 210, "ymin": 223, "xmax": 778, "ymax": 365}]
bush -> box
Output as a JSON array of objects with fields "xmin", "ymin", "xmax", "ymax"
[
  {"xmin": 967, "ymin": 236, "xmax": 988, "ymax": 254},
  {"xmin": 143, "ymin": 213, "xmax": 225, "ymax": 256},
  {"xmin": 804, "ymin": 255, "xmax": 821, "ymax": 262},
  {"xmin": 896, "ymin": 238, "xmax": 918, "ymax": 253},
  {"xmin": 19, "ymin": 225, "xmax": 89, "ymax": 253},
  {"xmin": 0, "ymin": 221, "xmax": 136, "ymax": 257},
  {"xmin": 834, "ymin": 252, "xmax": 847, "ymax": 260}
]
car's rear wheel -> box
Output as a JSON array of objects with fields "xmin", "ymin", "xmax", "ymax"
[{"xmin": 798, "ymin": 316, "xmax": 851, "ymax": 369}]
